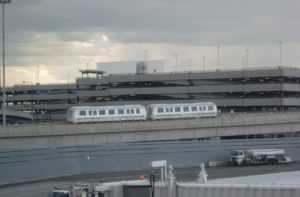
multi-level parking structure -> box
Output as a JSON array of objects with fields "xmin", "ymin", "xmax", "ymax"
[{"xmin": 3, "ymin": 66, "xmax": 300, "ymax": 123}]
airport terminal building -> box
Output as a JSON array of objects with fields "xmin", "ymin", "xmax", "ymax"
[{"xmin": 3, "ymin": 65, "xmax": 300, "ymax": 123}]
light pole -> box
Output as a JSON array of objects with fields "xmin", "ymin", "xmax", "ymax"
[
  {"xmin": 217, "ymin": 45, "xmax": 220, "ymax": 70},
  {"xmin": 279, "ymin": 41, "xmax": 282, "ymax": 67},
  {"xmin": 202, "ymin": 56, "xmax": 205, "ymax": 72},
  {"xmin": 144, "ymin": 50, "xmax": 148, "ymax": 63},
  {"xmin": 1, "ymin": 0, "xmax": 11, "ymax": 126},
  {"xmin": 175, "ymin": 53, "xmax": 178, "ymax": 72},
  {"xmin": 245, "ymin": 49, "xmax": 248, "ymax": 69}
]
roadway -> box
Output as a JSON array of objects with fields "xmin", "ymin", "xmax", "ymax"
[{"xmin": 1, "ymin": 161, "xmax": 300, "ymax": 197}]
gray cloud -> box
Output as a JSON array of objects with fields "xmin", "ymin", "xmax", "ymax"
[
  {"xmin": 6, "ymin": 0, "xmax": 300, "ymax": 44},
  {"xmin": 2, "ymin": 0, "xmax": 300, "ymax": 85}
]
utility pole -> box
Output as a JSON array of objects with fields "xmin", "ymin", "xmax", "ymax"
[{"xmin": 1, "ymin": 0, "xmax": 11, "ymax": 126}]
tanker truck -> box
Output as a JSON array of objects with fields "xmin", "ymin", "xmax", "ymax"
[{"xmin": 230, "ymin": 149, "xmax": 291, "ymax": 166}]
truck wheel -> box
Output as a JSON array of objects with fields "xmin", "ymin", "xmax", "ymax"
[
  {"xmin": 268, "ymin": 159, "xmax": 275, "ymax": 165},
  {"xmin": 241, "ymin": 159, "xmax": 247, "ymax": 166},
  {"xmin": 267, "ymin": 159, "xmax": 272, "ymax": 165}
]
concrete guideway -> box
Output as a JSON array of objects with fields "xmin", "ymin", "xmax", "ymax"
[
  {"xmin": 0, "ymin": 110, "xmax": 33, "ymax": 124},
  {"xmin": 0, "ymin": 111, "xmax": 300, "ymax": 149}
]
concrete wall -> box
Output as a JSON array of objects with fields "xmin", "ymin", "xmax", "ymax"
[{"xmin": 1, "ymin": 112, "xmax": 300, "ymax": 149}]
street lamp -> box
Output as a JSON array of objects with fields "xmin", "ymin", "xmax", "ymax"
[
  {"xmin": 279, "ymin": 41, "xmax": 282, "ymax": 67},
  {"xmin": 188, "ymin": 58, "xmax": 192, "ymax": 72},
  {"xmin": 202, "ymin": 56, "xmax": 205, "ymax": 72},
  {"xmin": 175, "ymin": 53, "xmax": 178, "ymax": 72},
  {"xmin": 1, "ymin": 0, "xmax": 11, "ymax": 126},
  {"xmin": 245, "ymin": 49, "xmax": 249, "ymax": 69},
  {"xmin": 217, "ymin": 45, "xmax": 220, "ymax": 70}
]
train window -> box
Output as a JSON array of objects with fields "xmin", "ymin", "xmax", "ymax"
[
  {"xmin": 170, "ymin": 108, "xmax": 173, "ymax": 112},
  {"xmin": 192, "ymin": 106, "xmax": 197, "ymax": 111},
  {"xmin": 109, "ymin": 110, "xmax": 115, "ymax": 115},
  {"xmin": 157, "ymin": 108, "xmax": 164, "ymax": 113},
  {"xmin": 136, "ymin": 109, "xmax": 140, "ymax": 114},
  {"xmin": 208, "ymin": 106, "xmax": 213, "ymax": 111},
  {"xmin": 199, "ymin": 106, "xmax": 202, "ymax": 111},
  {"xmin": 166, "ymin": 108, "xmax": 169, "ymax": 112},
  {"xmin": 79, "ymin": 111, "xmax": 86, "ymax": 116},
  {"xmin": 183, "ymin": 107, "xmax": 189, "ymax": 112},
  {"xmin": 99, "ymin": 110, "xmax": 105, "ymax": 115},
  {"xmin": 175, "ymin": 107, "xmax": 181, "ymax": 112},
  {"xmin": 93, "ymin": 110, "xmax": 97, "ymax": 115},
  {"xmin": 127, "ymin": 109, "xmax": 130, "ymax": 114},
  {"xmin": 118, "ymin": 109, "xmax": 124, "ymax": 114},
  {"xmin": 131, "ymin": 109, "xmax": 135, "ymax": 114},
  {"xmin": 203, "ymin": 106, "xmax": 206, "ymax": 111},
  {"xmin": 89, "ymin": 110, "xmax": 92, "ymax": 115}
]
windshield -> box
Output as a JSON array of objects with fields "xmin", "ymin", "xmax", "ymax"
[
  {"xmin": 231, "ymin": 150, "xmax": 242, "ymax": 156},
  {"xmin": 52, "ymin": 192, "xmax": 70, "ymax": 197}
]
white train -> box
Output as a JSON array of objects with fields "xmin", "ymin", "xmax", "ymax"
[
  {"xmin": 67, "ymin": 105, "xmax": 147, "ymax": 123},
  {"xmin": 67, "ymin": 102, "xmax": 217, "ymax": 123},
  {"xmin": 147, "ymin": 102, "xmax": 217, "ymax": 120}
]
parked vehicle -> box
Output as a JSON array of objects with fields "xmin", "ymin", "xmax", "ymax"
[
  {"xmin": 230, "ymin": 149, "xmax": 291, "ymax": 166},
  {"xmin": 48, "ymin": 189, "xmax": 71, "ymax": 197}
]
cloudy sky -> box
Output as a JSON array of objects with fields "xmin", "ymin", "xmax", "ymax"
[{"xmin": 3, "ymin": 0, "xmax": 300, "ymax": 85}]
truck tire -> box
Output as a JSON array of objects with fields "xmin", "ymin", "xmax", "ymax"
[
  {"xmin": 267, "ymin": 159, "xmax": 272, "ymax": 165},
  {"xmin": 241, "ymin": 159, "xmax": 247, "ymax": 166},
  {"xmin": 267, "ymin": 158, "xmax": 277, "ymax": 165}
]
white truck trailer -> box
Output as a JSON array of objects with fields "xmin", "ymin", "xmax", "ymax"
[{"xmin": 230, "ymin": 149, "xmax": 291, "ymax": 166}]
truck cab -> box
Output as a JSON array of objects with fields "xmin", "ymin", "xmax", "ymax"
[
  {"xmin": 48, "ymin": 189, "xmax": 71, "ymax": 197},
  {"xmin": 230, "ymin": 150, "xmax": 247, "ymax": 165}
]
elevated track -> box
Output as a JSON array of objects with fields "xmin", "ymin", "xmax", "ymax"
[
  {"xmin": 1, "ymin": 111, "xmax": 300, "ymax": 184},
  {"xmin": 0, "ymin": 111, "xmax": 300, "ymax": 149}
]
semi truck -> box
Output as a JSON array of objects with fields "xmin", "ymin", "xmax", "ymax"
[{"xmin": 230, "ymin": 149, "xmax": 291, "ymax": 166}]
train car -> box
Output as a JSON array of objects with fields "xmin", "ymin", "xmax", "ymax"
[
  {"xmin": 67, "ymin": 105, "xmax": 147, "ymax": 123},
  {"xmin": 147, "ymin": 102, "xmax": 217, "ymax": 120}
]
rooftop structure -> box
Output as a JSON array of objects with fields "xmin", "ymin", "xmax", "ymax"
[
  {"xmin": 79, "ymin": 69, "xmax": 105, "ymax": 79},
  {"xmin": 97, "ymin": 59, "xmax": 168, "ymax": 75},
  {"xmin": 2, "ymin": 66, "xmax": 300, "ymax": 123}
]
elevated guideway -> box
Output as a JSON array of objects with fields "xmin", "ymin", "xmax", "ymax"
[
  {"xmin": 0, "ymin": 111, "xmax": 300, "ymax": 149},
  {"xmin": 0, "ymin": 110, "xmax": 33, "ymax": 124}
]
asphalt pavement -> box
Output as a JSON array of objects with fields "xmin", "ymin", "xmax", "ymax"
[{"xmin": 1, "ymin": 161, "xmax": 300, "ymax": 197}]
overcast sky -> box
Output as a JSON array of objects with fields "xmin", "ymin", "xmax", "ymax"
[{"xmin": 3, "ymin": 0, "xmax": 300, "ymax": 85}]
